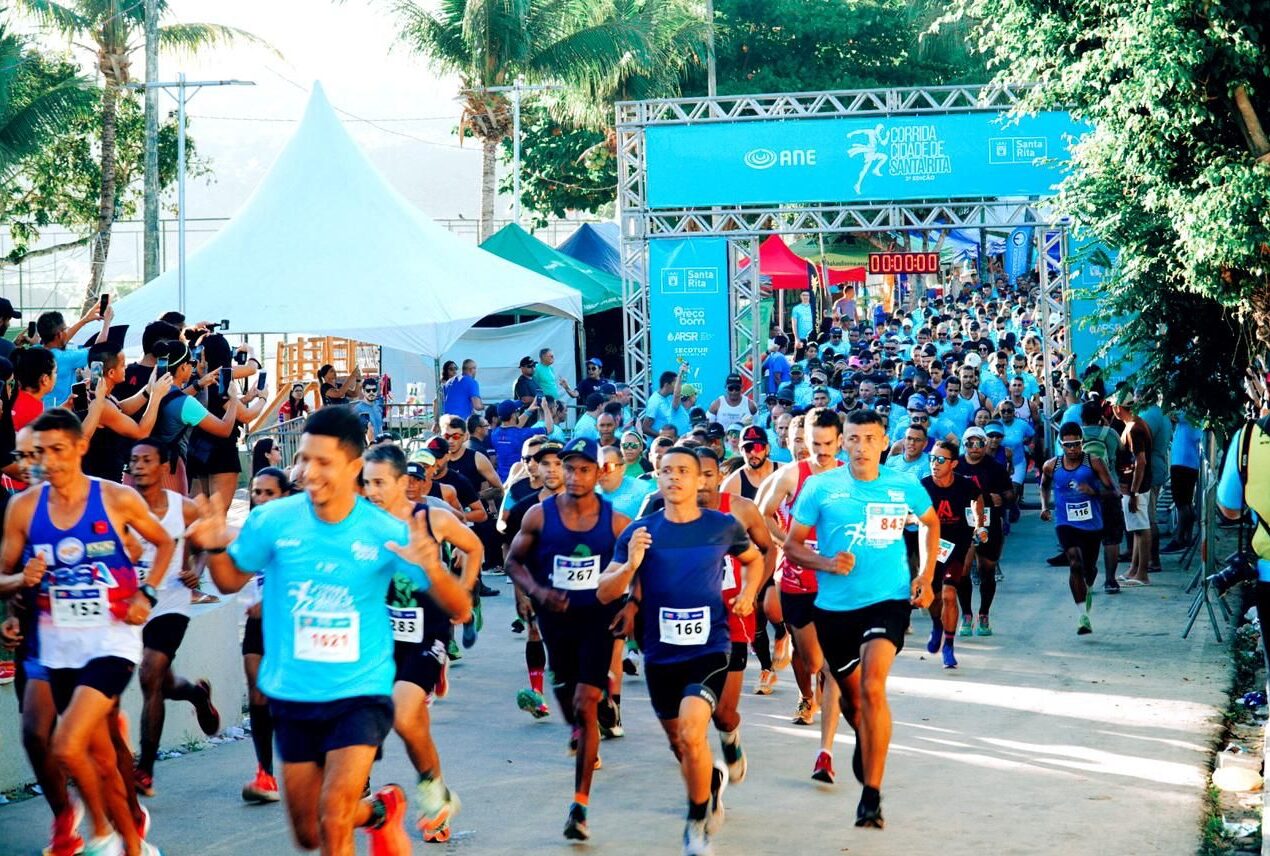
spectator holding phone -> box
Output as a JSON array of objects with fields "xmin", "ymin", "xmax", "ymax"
[
  {"xmin": 187, "ymin": 334, "xmax": 266, "ymax": 506},
  {"xmin": 81, "ymin": 344, "xmax": 174, "ymax": 482},
  {"xmin": 35, "ymin": 299, "xmax": 113, "ymax": 408},
  {"xmin": 318, "ymin": 362, "xmax": 359, "ymax": 405},
  {"xmin": 113, "ymin": 319, "xmax": 181, "ymax": 403},
  {"xmin": 0, "ymin": 297, "xmax": 21, "ymax": 360}
]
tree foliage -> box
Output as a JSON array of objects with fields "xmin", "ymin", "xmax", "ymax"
[
  {"xmin": 0, "ymin": 22, "xmax": 94, "ymax": 176},
  {"xmin": 944, "ymin": 0, "xmax": 1270, "ymax": 427}
]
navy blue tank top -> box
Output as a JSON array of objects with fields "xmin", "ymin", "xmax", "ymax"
[
  {"xmin": 530, "ymin": 495, "xmax": 616, "ymax": 609},
  {"xmin": 1055, "ymin": 455, "xmax": 1103, "ymax": 531}
]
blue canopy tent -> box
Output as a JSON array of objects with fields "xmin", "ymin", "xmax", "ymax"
[{"xmin": 557, "ymin": 222, "xmax": 621, "ymax": 278}]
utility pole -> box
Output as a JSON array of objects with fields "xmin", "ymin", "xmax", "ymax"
[
  {"xmin": 706, "ymin": 0, "xmax": 717, "ymax": 97},
  {"xmin": 142, "ymin": 0, "xmax": 159, "ymax": 282},
  {"xmin": 464, "ymin": 77, "xmax": 561, "ymax": 227},
  {"xmin": 126, "ymin": 77, "xmax": 254, "ymax": 313}
]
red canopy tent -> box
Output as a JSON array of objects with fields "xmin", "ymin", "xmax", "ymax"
[
  {"xmin": 825, "ymin": 265, "xmax": 866, "ymax": 285},
  {"xmin": 738, "ymin": 235, "xmax": 814, "ymax": 290}
]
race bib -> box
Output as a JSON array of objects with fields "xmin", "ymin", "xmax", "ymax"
[
  {"xmin": 294, "ymin": 611, "xmax": 359, "ymax": 663},
  {"xmin": 50, "ymin": 585, "xmax": 108, "ymax": 627},
  {"xmin": 552, "ymin": 554, "xmax": 602, "ymax": 591},
  {"xmin": 865, "ymin": 503, "xmax": 908, "ymax": 542},
  {"xmin": 722, "ymin": 558, "xmax": 739, "ymax": 592},
  {"xmin": 1066, "ymin": 501, "xmax": 1093, "ymax": 523},
  {"xmin": 966, "ymin": 507, "xmax": 990, "ymax": 527},
  {"xmin": 388, "ymin": 606, "xmax": 423, "ymax": 644},
  {"xmin": 659, "ymin": 606, "xmax": 710, "ymax": 646},
  {"xmin": 937, "ymin": 539, "xmax": 954, "ymax": 563},
  {"xmin": 135, "ymin": 561, "xmax": 152, "ymax": 585}
]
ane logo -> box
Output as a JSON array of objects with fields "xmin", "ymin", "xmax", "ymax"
[{"xmin": 743, "ymin": 147, "xmax": 817, "ymax": 170}]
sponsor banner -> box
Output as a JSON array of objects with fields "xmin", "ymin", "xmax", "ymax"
[
  {"xmin": 647, "ymin": 238, "xmax": 731, "ymax": 402},
  {"xmin": 645, "ymin": 111, "xmax": 1086, "ymax": 208},
  {"xmin": 1067, "ymin": 232, "xmax": 1139, "ymax": 383},
  {"xmin": 1004, "ymin": 227, "xmax": 1034, "ymax": 284}
]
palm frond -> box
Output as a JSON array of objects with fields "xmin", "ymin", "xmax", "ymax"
[
  {"xmin": 11, "ymin": 0, "xmax": 93, "ymax": 36},
  {"xmin": 155, "ymin": 22, "xmax": 279, "ymax": 59}
]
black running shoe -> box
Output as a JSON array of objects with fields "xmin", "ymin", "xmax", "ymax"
[
  {"xmin": 479, "ymin": 583, "xmax": 501, "ymax": 597},
  {"xmin": 563, "ymin": 802, "xmax": 590, "ymax": 841},
  {"xmin": 1046, "ymin": 552, "xmax": 1068, "ymax": 566},
  {"xmin": 855, "ymin": 800, "xmax": 884, "ymax": 829}
]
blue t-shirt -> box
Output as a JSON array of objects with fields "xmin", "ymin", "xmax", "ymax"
[
  {"xmin": 763, "ymin": 352, "xmax": 790, "ymax": 395},
  {"xmin": 613, "ymin": 509, "xmax": 750, "ymax": 665},
  {"xmin": 791, "ymin": 466, "xmax": 932, "ymax": 612},
  {"xmin": 942, "ymin": 396, "xmax": 977, "ymax": 432},
  {"xmin": 351, "ymin": 400, "xmax": 384, "ymax": 437},
  {"xmin": 791, "ymin": 304, "xmax": 814, "ymax": 340},
  {"xmin": 770, "ymin": 445, "xmax": 793, "ymax": 464},
  {"xmin": 1171, "ymin": 415, "xmax": 1202, "ymax": 469},
  {"xmin": 1217, "ymin": 427, "xmax": 1268, "ymax": 580},
  {"xmin": 46, "ymin": 346, "xmax": 89, "ymax": 408},
  {"xmin": 228, "ymin": 494, "xmax": 430, "ymax": 702},
  {"xmin": 442, "ymin": 375, "xmax": 480, "ymax": 419},
  {"xmin": 652, "ymin": 400, "xmax": 692, "ymax": 437},
  {"xmin": 599, "ymin": 477, "xmax": 655, "ymax": 519},
  {"xmin": 491, "ymin": 425, "xmax": 546, "ymax": 482},
  {"xmin": 573, "ymin": 412, "xmax": 600, "ymax": 441}
]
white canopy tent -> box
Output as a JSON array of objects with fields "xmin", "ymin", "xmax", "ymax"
[{"xmin": 111, "ymin": 83, "xmax": 582, "ymax": 356}]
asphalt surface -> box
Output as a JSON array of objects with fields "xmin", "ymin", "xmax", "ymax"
[{"xmin": 0, "ymin": 514, "xmax": 1231, "ymax": 855}]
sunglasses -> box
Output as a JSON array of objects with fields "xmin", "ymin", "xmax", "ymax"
[
  {"xmin": 443, "ymin": 432, "xmax": 465, "ymax": 441},
  {"xmin": 1061, "ymin": 440, "xmax": 1084, "ymax": 448},
  {"xmin": 908, "ymin": 414, "xmax": 929, "ymax": 422},
  {"xmin": 621, "ymin": 441, "xmax": 643, "ymax": 450},
  {"xmin": 999, "ymin": 408, "xmax": 1014, "ymax": 414},
  {"xmin": 966, "ymin": 439, "xmax": 986, "ymax": 448},
  {"xmin": 930, "ymin": 455, "xmax": 952, "ymax": 465}
]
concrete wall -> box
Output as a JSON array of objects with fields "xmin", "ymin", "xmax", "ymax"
[{"xmin": 0, "ymin": 597, "xmax": 247, "ymax": 793}]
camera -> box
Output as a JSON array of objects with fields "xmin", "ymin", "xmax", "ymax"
[{"xmin": 1208, "ymin": 550, "xmax": 1258, "ymax": 596}]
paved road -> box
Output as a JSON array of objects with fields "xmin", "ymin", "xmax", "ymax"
[{"xmin": 0, "ymin": 516, "xmax": 1231, "ymax": 855}]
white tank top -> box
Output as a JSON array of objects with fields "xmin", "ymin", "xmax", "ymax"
[
  {"xmin": 139, "ymin": 490, "xmax": 189, "ymax": 618},
  {"xmin": 712, "ymin": 396, "xmax": 751, "ymax": 427}
]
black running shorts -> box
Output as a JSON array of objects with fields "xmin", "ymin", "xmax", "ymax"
[
  {"xmin": 644, "ymin": 652, "xmax": 730, "ymax": 720},
  {"xmin": 241, "ymin": 615, "xmax": 264, "ymax": 657},
  {"xmin": 142, "ymin": 613, "xmax": 190, "ymax": 660},
  {"xmin": 392, "ymin": 639, "xmax": 447, "ymax": 694},
  {"xmin": 270, "ymin": 695, "xmax": 394, "ymax": 765},
  {"xmin": 1100, "ymin": 495, "xmax": 1126, "ymax": 547},
  {"xmin": 780, "ymin": 590, "xmax": 817, "ymax": 630},
  {"xmin": 537, "ymin": 604, "xmax": 619, "ymax": 692},
  {"xmin": 48, "ymin": 656, "xmax": 136, "ymax": 713},
  {"xmin": 814, "ymin": 600, "xmax": 911, "ymax": 678}
]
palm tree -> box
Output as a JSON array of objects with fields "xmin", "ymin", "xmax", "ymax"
[
  {"xmin": 0, "ymin": 22, "xmax": 94, "ymax": 178},
  {"xmin": 389, "ymin": 0, "xmax": 658, "ymax": 240},
  {"xmin": 14, "ymin": 0, "xmax": 270, "ymax": 309}
]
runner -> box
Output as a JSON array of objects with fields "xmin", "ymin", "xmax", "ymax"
[
  {"xmin": 783, "ymin": 409, "xmax": 940, "ymax": 830},
  {"xmin": 597, "ymin": 446, "xmax": 764, "ymax": 856},
  {"xmin": 129, "ymin": 441, "xmax": 220, "ymax": 798},
  {"xmin": 721, "ymin": 426, "xmax": 786, "ymax": 692},
  {"xmin": 955, "ymin": 427, "xmax": 1013, "ymax": 636},
  {"xmin": 1040, "ymin": 423, "xmax": 1117, "ymax": 635},
  {"xmin": 757, "ymin": 407, "xmax": 845, "ymax": 782},
  {"xmin": 919, "ymin": 439, "xmax": 986, "ymax": 669},
  {"xmin": 505, "ymin": 437, "xmax": 631, "ymax": 842},
  {"xmin": 362, "ymin": 442, "xmax": 482, "ymax": 842},
  {"xmin": 239, "ymin": 466, "xmax": 292, "ymax": 804},
  {"xmin": 186, "ymin": 406, "xmax": 473, "ymax": 855},
  {"xmin": 0, "ymin": 408, "xmax": 176, "ymax": 856},
  {"xmin": 695, "ymin": 447, "xmax": 773, "ymax": 785}
]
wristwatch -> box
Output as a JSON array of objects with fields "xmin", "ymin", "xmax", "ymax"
[{"xmin": 139, "ymin": 584, "xmax": 158, "ymax": 607}]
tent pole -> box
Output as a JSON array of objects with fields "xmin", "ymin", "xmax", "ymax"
[
  {"xmin": 576, "ymin": 319, "xmax": 587, "ymax": 421},
  {"xmin": 433, "ymin": 357, "xmax": 442, "ymax": 432}
]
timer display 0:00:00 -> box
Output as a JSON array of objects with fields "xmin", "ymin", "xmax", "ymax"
[{"xmin": 867, "ymin": 252, "xmax": 941, "ymax": 275}]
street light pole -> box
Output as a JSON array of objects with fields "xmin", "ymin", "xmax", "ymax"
[
  {"xmin": 127, "ymin": 77, "xmax": 253, "ymax": 314},
  {"xmin": 143, "ymin": 0, "xmax": 159, "ymax": 282}
]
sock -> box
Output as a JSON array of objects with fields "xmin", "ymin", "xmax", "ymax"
[
  {"xmin": 612, "ymin": 694, "xmax": 621, "ymax": 708},
  {"xmin": 752, "ymin": 620, "xmax": 773, "ymax": 671},
  {"xmin": 861, "ymin": 785, "xmax": 881, "ymax": 811},
  {"xmin": 1085, "ymin": 590, "xmax": 1095, "ymax": 613},
  {"xmin": 687, "ymin": 799, "xmax": 708, "ymax": 821},
  {"xmin": 573, "ymin": 792, "xmax": 589, "ymax": 808},
  {"xmin": 249, "ymin": 704, "xmax": 274, "ymax": 775},
  {"xmin": 1074, "ymin": 599, "xmax": 1086, "ymax": 621},
  {"xmin": 773, "ymin": 623, "xmax": 788, "ymax": 641},
  {"xmin": 526, "ymin": 639, "xmax": 546, "ymax": 694},
  {"xmin": 366, "ymin": 796, "xmax": 387, "ymax": 828},
  {"xmin": 943, "ymin": 631, "xmax": 955, "ymax": 650},
  {"xmin": 718, "ymin": 728, "xmax": 740, "ymax": 747},
  {"xmin": 138, "ymin": 737, "xmax": 159, "ymax": 775}
]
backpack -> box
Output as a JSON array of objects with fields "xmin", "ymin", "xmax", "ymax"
[
  {"xmin": 1237, "ymin": 417, "xmax": 1270, "ymax": 561},
  {"xmin": 1082, "ymin": 424, "xmax": 1114, "ymax": 463}
]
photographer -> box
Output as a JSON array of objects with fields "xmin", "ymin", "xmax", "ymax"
[{"xmin": 187, "ymin": 334, "xmax": 267, "ymax": 507}]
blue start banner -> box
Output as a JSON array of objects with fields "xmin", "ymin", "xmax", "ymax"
[
  {"xmin": 647, "ymin": 238, "xmax": 731, "ymax": 401},
  {"xmin": 644, "ymin": 111, "xmax": 1086, "ymax": 208}
]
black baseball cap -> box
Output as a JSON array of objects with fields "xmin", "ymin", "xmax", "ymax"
[
  {"xmin": 0, "ymin": 298, "xmax": 21, "ymax": 319},
  {"xmin": 532, "ymin": 441, "xmax": 565, "ymax": 461},
  {"xmin": 704, "ymin": 423, "xmax": 725, "ymax": 440},
  {"xmin": 423, "ymin": 435, "xmax": 450, "ymax": 459},
  {"xmin": 741, "ymin": 425, "xmax": 768, "ymax": 447},
  {"xmin": 519, "ymin": 356, "xmax": 537, "ymax": 368},
  {"xmin": 560, "ymin": 436, "xmax": 599, "ymax": 464}
]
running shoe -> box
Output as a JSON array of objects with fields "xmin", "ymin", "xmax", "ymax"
[
  {"xmin": 510, "ymin": 617, "xmax": 526, "ymax": 633},
  {"xmin": 1046, "ymin": 551, "xmax": 1069, "ymax": 566},
  {"xmin": 925, "ymin": 624, "xmax": 942, "ymax": 654},
  {"xmin": 1104, "ymin": 580, "xmax": 1121, "ymax": 595},
  {"xmin": 563, "ymin": 802, "xmax": 590, "ymax": 841},
  {"xmin": 772, "ymin": 634, "xmax": 793, "ymax": 672},
  {"xmin": 0, "ymin": 659, "xmax": 14, "ymax": 685},
  {"xmin": 975, "ymin": 615, "xmax": 993, "ymax": 637},
  {"xmin": 134, "ymin": 766, "xmax": 155, "ymax": 798},
  {"xmin": 682, "ymin": 818, "xmax": 711, "ymax": 856},
  {"xmin": 194, "ymin": 679, "xmax": 221, "ymax": 736},
  {"xmin": 83, "ymin": 834, "xmax": 121, "ymax": 856},
  {"xmin": 622, "ymin": 649, "xmax": 641, "ymax": 676},
  {"xmin": 721, "ymin": 737, "xmax": 747, "ymax": 784},
  {"xmin": 855, "ymin": 799, "xmax": 885, "ymax": 829},
  {"xmin": 416, "ymin": 778, "xmax": 460, "ymax": 842},
  {"xmin": 995, "ymin": 564, "xmax": 1005, "ymax": 582},
  {"xmin": 811, "ymin": 750, "xmax": 834, "ymax": 784},
  {"xmin": 478, "ymin": 583, "xmax": 501, "ymax": 597},
  {"xmin": 791, "ymin": 696, "xmax": 815, "ymax": 725},
  {"xmin": 754, "ymin": 669, "xmax": 777, "ymax": 695},
  {"xmin": 517, "ymin": 688, "xmax": 550, "ymax": 719},
  {"xmin": 43, "ymin": 801, "xmax": 84, "ymax": 856},
  {"xmin": 366, "ymin": 784, "xmax": 411, "ymax": 856},
  {"xmin": 959, "ymin": 615, "xmax": 974, "ymax": 637},
  {"xmin": 705, "ymin": 759, "xmax": 728, "ymax": 834},
  {"xmin": 942, "ymin": 645, "xmax": 958, "ymax": 670},
  {"xmin": 598, "ymin": 699, "xmax": 624, "ymax": 739},
  {"xmin": 447, "ymin": 639, "xmax": 462, "ymax": 661},
  {"xmin": 242, "ymin": 766, "xmax": 280, "ymax": 803},
  {"xmin": 1077, "ymin": 613, "xmax": 1093, "ymax": 635},
  {"xmin": 462, "ymin": 617, "xmax": 478, "ymax": 649}
]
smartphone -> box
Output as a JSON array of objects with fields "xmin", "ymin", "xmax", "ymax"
[
  {"xmin": 219, "ymin": 319, "xmax": 230, "ymax": 331},
  {"xmin": 99, "ymin": 293, "xmax": 109, "ymax": 314},
  {"xmin": 218, "ymin": 366, "xmax": 233, "ymax": 397},
  {"xmin": 89, "ymin": 361, "xmax": 103, "ymax": 385},
  {"xmin": 256, "ymin": 371, "xmax": 268, "ymax": 391},
  {"xmin": 71, "ymin": 382, "xmax": 88, "ymax": 413},
  {"xmin": 156, "ymin": 357, "xmax": 169, "ymax": 374},
  {"xmin": 235, "ymin": 349, "xmax": 248, "ymax": 366},
  {"xmin": 26, "ymin": 321, "xmax": 36, "ymax": 338}
]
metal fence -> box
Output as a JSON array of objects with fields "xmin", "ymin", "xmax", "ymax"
[{"xmin": 244, "ymin": 403, "xmax": 438, "ymax": 470}]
